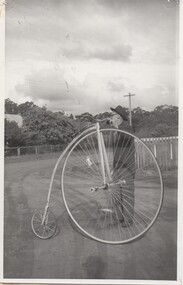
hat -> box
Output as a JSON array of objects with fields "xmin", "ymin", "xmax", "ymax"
[{"xmin": 110, "ymin": 105, "xmax": 128, "ymax": 121}]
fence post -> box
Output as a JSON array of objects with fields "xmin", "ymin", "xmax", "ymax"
[
  {"xmin": 35, "ymin": 146, "xmax": 38, "ymax": 155},
  {"xmin": 17, "ymin": 148, "xmax": 20, "ymax": 156},
  {"xmin": 137, "ymin": 141, "xmax": 140, "ymax": 168},
  {"xmin": 170, "ymin": 141, "xmax": 173, "ymax": 160},
  {"xmin": 135, "ymin": 141, "xmax": 139, "ymax": 169},
  {"xmin": 153, "ymin": 144, "xmax": 157, "ymax": 158}
]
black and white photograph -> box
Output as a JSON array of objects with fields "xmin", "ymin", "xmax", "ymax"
[{"xmin": 1, "ymin": 0, "xmax": 182, "ymax": 283}]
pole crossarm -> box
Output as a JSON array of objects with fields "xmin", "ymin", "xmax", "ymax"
[{"xmin": 123, "ymin": 92, "xmax": 135, "ymax": 127}]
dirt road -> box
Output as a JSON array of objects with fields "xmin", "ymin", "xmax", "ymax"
[{"xmin": 4, "ymin": 156, "xmax": 177, "ymax": 280}]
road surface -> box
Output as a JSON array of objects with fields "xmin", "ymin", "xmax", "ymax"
[{"xmin": 4, "ymin": 155, "xmax": 177, "ymax": 280}]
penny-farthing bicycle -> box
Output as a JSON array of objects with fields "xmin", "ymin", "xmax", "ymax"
[{"xmin": 31, "ymin": 122, "xmax": 164, "ymax": 244}]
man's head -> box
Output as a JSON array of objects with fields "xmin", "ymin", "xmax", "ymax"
[{"xmin": 110, "ymin": 105, "xmax": 128, "ymax": 128}]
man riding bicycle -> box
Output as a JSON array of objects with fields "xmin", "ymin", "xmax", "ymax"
[{"xmin": 110, "ymin": 105, "xmax": 135, "ymax": 227}]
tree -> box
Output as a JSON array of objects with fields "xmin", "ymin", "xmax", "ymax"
[
  {"xmin": 5, "ymin": 99, "xmax": 18, "ymax": 114},
  {"xmin": 18, "ymin": 101, "xmax": 36, "ymax": 116},
  {"xmin": 76, "ymin": 112, "xmax": 95, "ymax": 123},
  {"xmin": 22, "ymin": 106, "xmax": 78, "ymax": 145},
  {"xmin": 152, "ymin": 105, "xmax": 178, "ymax": 126},
  {"xmin": 150, "ymin": 123, "xmax": 178, "ymax": 137},
  {"xmin": 131, "ymin": 105, "xmax": 178, "ymax": 137},
  {"xmin": 4, "ymin": 98, "xmax": 179, "ymax": 146},
  {"xmin": 130, "ymin": 107, "xmax": 152, "ymax": 135},
  {"xmin": 5, "ymin": 119, "xmax": 25, "ymax": 146}
]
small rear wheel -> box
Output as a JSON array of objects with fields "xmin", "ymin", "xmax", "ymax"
[{"xmin": 31, "ymin": 210, "xmax": 57, "ymax": 239}]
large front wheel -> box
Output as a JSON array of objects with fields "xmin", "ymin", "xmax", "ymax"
[{"xmin": 61, "ymin": 128, "xmax": 163, "ymax": 244}]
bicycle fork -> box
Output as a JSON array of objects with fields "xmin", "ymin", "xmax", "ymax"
[
  {"xmin": 96, "ymin": 123, "xmax": 112, "ymax": 185},
  {"xmin": 94, "ymin": 123, "xmax": 126, "ymax": 192}
]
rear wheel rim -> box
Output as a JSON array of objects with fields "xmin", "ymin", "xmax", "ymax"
[{"xmin": 31, "ymin": 210, "xmax": 57, "ymax": 239}]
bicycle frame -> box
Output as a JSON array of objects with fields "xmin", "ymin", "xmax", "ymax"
[
  {"xmin": 41, "ymin": 122, "xmax": 129, "ymax": 224},
  {"xmin": 41, "ymin": 124, "xmax": 98, "ymax": 225},
  {"xmin": 32, "ymin": 122, "xmax": 164, "ymax": 243}
]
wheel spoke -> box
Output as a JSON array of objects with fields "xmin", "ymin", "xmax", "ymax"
[
  {"xmin": 31, "ymin": 210, "xmax": 56, "ymax": 239},
  {"xmin": 61, "ymin": 128, "xmax": 163, "ymax": 244}
]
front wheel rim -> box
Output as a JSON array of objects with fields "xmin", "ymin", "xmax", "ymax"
[{"xmin": 61, "ymin": 128, "xmax": 164, "ymax": 244}]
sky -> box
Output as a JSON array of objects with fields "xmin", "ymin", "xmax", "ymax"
[{"xmin": 5, "ymin": 0, "xmax": 179, "ymax": 115}]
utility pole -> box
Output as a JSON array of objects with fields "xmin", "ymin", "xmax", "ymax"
[{"xmin": 124, "ymin": 92, "xmax": 135, "ymax": 126}]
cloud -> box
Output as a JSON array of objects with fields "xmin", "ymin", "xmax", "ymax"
[
  {"xmin": 15, "ymin": 68, "xmax": 79, "ymax": 103},
  {"xmin": 14, "ymin": 69, "xmax": 127, "ymax": 114},
  {"xmin": 13, "ymin": 66, "xmax": 178, "ymax": 116},
  {"xmin": 14, "ymin": 69, "xmax": 103, "ymax": 113},
  {"xmin": 6, "ymin": 0, "xmax": 134, "ymax": 63},
  {"xmin": 63, "ymin": 43, "xmax": 132, "ymax": 61},
  {"xmin": 129, "ymin": 84, "xmax": 178, "ymax": 111},
  {"xmin": 6, "ymin": 0, "xmax": 178, "ymax": 115},
  {"xmin": 90, "ymin": 45, "xmax": 132, "ymax": 61},
  {"xmin": 6, "ymin": 0, "xmax": 177, "ymax": 66},
  {"xmin": 107, "ymin": 80, "xmax": 126, "ymax": 92}
]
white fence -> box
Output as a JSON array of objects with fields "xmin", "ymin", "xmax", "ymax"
[
  {"xmin": 5, "ymin": 136, "xmax": 178, "ymax": 170},
  {"xmin": 140, "ymin": 136, "xmax": 178, "ymax": 170},
  {"xmin": 5, "ymin": 144, "xmax": 65, "ymax": 157}
]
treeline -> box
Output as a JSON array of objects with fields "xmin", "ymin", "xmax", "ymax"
[{"xmin": 5, "ymin": 98, "xmax": 178, "ymax": 147}]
